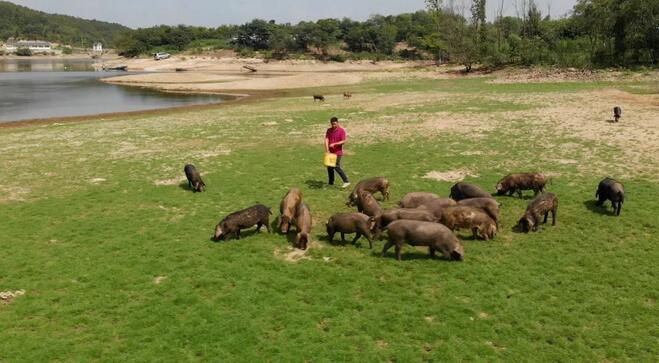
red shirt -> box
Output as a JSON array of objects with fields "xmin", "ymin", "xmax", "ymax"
[{"xmin": 326, "ymin": 126, "xmax": 347, "ymax": 156}]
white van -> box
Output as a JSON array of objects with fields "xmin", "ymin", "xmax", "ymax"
[{"xmin": 154, "ymin": 52, "xmax": 171, "ymax": 60}]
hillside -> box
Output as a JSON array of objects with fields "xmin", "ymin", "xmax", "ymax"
[{"xmin": 0, "ymin": 1, "xmax": 129, "ymax": 47}]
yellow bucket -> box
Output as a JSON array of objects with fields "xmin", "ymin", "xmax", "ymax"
[{"xmin": 323, "ymin": 153, "xmax": 337, "ymax": 167}]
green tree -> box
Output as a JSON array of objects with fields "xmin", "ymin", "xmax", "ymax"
[
  {"xmin": 424, "ymin": 0, "xmax": 444, "ymax": 64},
  {"xmin": 267, "ymin": 25, "xmax": 295, "ymax": 59}
]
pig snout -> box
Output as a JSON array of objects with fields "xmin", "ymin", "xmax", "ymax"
[
  {"xmin": 213, "ymin": 225, "xmax": 224, "ymax": 241},
  {"xmin": 279, "ymin": 215, "xmax": 291, "ymax": 234},
  {"xmin": 495, "ymin": 183, "xmax": 504, "ymax": 194}
]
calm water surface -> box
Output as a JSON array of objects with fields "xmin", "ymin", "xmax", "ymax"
[{"xmin": 0, "ymin": 59, "xmax": 227, "ymax": 123}]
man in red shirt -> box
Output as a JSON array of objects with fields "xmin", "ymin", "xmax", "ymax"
[{"xmin": 325, "ymin": 117, "xmax": 350, "ymax": 188}]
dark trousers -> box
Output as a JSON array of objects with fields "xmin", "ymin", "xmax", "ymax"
[{"xmin": 327, "ymin": 156, "xmax": 349, "ymax": 185}]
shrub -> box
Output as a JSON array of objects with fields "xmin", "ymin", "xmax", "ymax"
[
  {"xmin": 398, "ymin": 48, "xmax": 424, "ymax": 60},
  {"xmin": 237, "ymin": 48, "xmax": 255, "ymax": 58},
  {"xmin": 264, "ymin": 50, "xmax": 289, "ymax": 61},
  {"xmin": 62, "ymin": 47, "xmax": 73, "ymax": 55},
  {"xmin": 16, "ymin": 47, "xmax": 32, "ymax": 56},
  {"xmin": 327, "ymin": 53, "xmax": 346, "ymax": 62}
]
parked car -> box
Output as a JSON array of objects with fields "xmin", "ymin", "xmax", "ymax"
[{"xmin": 153, "ymin": 52, "xmax": 171, "ymax": 61}]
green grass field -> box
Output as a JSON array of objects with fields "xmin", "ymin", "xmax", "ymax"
[{"xmin": 1, "ymin": 73, "xmax": 658, "ymax": 362}]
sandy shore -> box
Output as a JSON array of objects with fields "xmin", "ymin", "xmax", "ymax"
[{"xmin": 101, "ymin": 56, "xmax": 428, "ymax": 92}]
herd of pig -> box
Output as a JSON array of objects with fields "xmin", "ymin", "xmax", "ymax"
[{"xmin": 185, "ymin": 164, "xmax": 625, "ymax": 262}]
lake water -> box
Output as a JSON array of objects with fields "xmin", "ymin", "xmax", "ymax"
[{"xmin": 0, "ymin": 59, "xmax": 227, "ymax": 123}]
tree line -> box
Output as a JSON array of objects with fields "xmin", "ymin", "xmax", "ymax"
[
  {"xmin": 114, "ymin": 0, "xmax": 658, "ymax": 69},
  {"xmin": 0, "ymin": 1, "xmax": 128, "ymax": 47}
]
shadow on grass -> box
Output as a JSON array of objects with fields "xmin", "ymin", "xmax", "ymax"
[
  {"xmin": 497, "ymin": 194, "xmax": 536, "ymax": 201},
  {"xmin": 455, "ymin": 233, "xmax": 483, "ymax": 241},
  {"xmin": 178, "ymin": 181, "xmax": 193, "ymax": 192},
  {"xmin": 270, "ymin": 218, "xmax": 281, "ymax": 234},
  {"xmin": 210, "ymin": 227, "xmax": 271, "ymax": 242},
  {"xmin": 321, "ymin": 233, "xmax": 371, "ymax": 248},
  {"xmin": 511, "ymin": 223, "xmax": 527, "ymax": 234},
  {"xmin": 379, "ymin": 250, "xmax": 454, "ymax": 261},
  {"xmin": 305, "ymin": 180, "xmax": 325, "ymax": 189},
  {"xmin": 583, "ymin": 200, "xmax": 616, "ymax": 216}
]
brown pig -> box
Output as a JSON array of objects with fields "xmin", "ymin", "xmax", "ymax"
[
  {"xmin": 347, "ymin": 177, "xmax": 390, "ymax": 206},
  {"xmin": 356, "ymin": 190, "xmax": 382, "ymax": 218},
  {"xmin": 417, "ymin": 198, "xmax": 458, "ymax": 220},
  {"xmin": 294, "ymin": 203, "xmax": 312, "ymax": 250},
  {"xmin": 397, "ymin": 192, "xmax": 441, "ymax": 208},
  {"xmin": 378, "ymin": 208, "xmax": 439, "ymax": 229},
  {"xmin": 279, "ymin": 188, "xmax": 302, "ymax": 234},
  {"xmin": 495, "ymin": 173, "xmax": 548, "ymax": 198},
  {"xmin": 449, "ymin": 182, "xmax": 492, "ymax": 201},
  {"xmin": 382, "ymin": 220, "xmax": 464, "ymax": 261},
  {"xmin": 440, "ymin": 206, "xmax": 498, "ymax": 240},
  {"xmin": 516, "ymin": 192, "xmax": 558, "ymax": 233},
  {"xmin": 326, "ymin": 212, "xmax": 377, "ymax": 249},
  {"xmin": 457, "ymin": 197, "xmax": 501, "ymax": 227}
]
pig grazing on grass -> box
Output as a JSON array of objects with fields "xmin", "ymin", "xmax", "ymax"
[
  {"xmin": 382, "ymin": 220, "xmax": 464, "ymax": 261},
  {"xmin": 294, "ymin": 203, "xmax": 312, "ymax": 250},
  {"xmin": 326, "ymin": 213, "xmax": 377, "ymax": 249},
  {"xmin": 279, "ymin": 188, "xmax": 303, "ymax": 234},
  {"xmin": 378, "ymin": 208, "xmax": 438, "ymax": 229},
  {"xmin": 596, "ymin": 178, "xmax": 624, "ymax": 216},
  {"xmin": 449, "ymin": 182, "xmax": 491, "ymax": 201},
  {"xmin": 347, "ymin": 177, "xmax": 390, "ymax": 206},
  {"xmin": 516, "ymin": 193, "xmax": 558, "ymax": 233},
  {"xmin": 184, "ymin": 164, "xmax": 206, "ymax": 192},
  {"xmin": 496, "ymin": 173, "xmax": 548, "ymax": 198},
  {"xmin": 457, "ymin": 197, "xmax": 501, "ymax": 227},
  {"xmin": 213, "ymin": 204, "xmax": 272, "ymax": 241},
  {"xmin": 356, "ymin": 191, "xmax": 382, "ymax": 217},
  {"xmin": 416, "ymin": 198, "xmax": 458, "ymax": 220},
  {"xmin": 397, "ymin": 192, "xmax": 442, "ymax": 208},
  {"xmin": 613, "ymin": 106, "xmax": 622, "ymax": 122},
  {"xmin": 440, "ymin": 206, "xmax": 497, "ymax": 240}
]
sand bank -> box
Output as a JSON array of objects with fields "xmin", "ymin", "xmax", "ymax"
[{"xmin": 101, "ymin": 56, "xmax": 427, "ymax": 92}]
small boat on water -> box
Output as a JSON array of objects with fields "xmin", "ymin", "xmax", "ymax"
[{"xmin": 103, "ymin": 65, "xmax": 128, "ymax": 71}]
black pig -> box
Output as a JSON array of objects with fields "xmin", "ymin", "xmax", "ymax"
[
  {"xmin": 184, "ymin": 164, "xmax": 206, "ymax": 192},
  {"xmin": 213, "ymin": 204, "xmax": 272, "ymax": 241}
]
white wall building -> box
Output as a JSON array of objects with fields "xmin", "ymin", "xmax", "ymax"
[
  {"xmin": 5, "ymin": 38, "xmax": 52, "ymax": 53},
  {"xmin": 93, "ymin": 42, "xmax": 103, "ymax": 52}
]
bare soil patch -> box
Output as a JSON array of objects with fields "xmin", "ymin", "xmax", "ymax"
[
  {"xmin": 0, "ymin": 290, "xmax": 25, "ymax": 305},
  {"xmin": 153, "ymin": 276, "xmax": 168, "ymax": 285},
  {"xmin": 487, "ymin": 68, "xmax": 659, "ymax": 84},
  {"xmin": 0, "ymin": 186, "xmax": 31, "ymax": 204},
  {"xmin": 423, "ymin": 169, "xmax": 479, "ymax": 182},
  {"xmin": 273, "ymin": 247, "xmax": 311, "ymax": 263},
  {"xmin": 495, "ymin": 89, "xmax": 659, "ymax": 177},
  {"xmin": 154, "ymin": 178, "xmax": 182, "ymax": 187}
]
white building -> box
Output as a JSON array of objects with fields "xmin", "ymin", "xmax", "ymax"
[
  {"xmin": 5, "ymin": 38, "xmax": 52, "ymax": 53},
  {"xmin": 93, "ymin": 42, "xmax": 103, "ymax": 52}
]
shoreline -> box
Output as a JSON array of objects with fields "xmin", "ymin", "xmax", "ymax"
[
  {"xmin": 0, "ymin": 98, "xmax": 244, "ymax": 129},
  {"xmin": 0, "ymin": 87, "xmax": 316, "ymax": 129}
]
